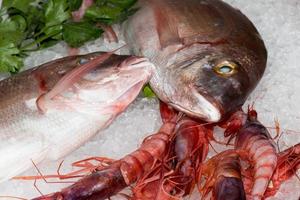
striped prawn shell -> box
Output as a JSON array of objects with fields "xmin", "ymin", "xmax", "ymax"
[
  {"xmin": 202, "ymin": 150, "xmax": 246, "ymax": 200},
  {"xmin": 235, "ymin": 121, "xmax": 277, "ymax": 200}
]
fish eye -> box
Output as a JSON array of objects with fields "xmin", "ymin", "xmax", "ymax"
[
  {"xmin": 78, "ymin": 58, "xmax": 89, "ymax": 65},
  {"xmin": 213, "ymin": 61, "xmax": 238, "ymax": 76}
]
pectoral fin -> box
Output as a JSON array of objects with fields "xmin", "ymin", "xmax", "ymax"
[{"xmin": 36, "ymin": 46, "xmax": 125, "ymax": 113}]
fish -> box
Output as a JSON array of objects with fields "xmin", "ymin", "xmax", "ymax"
[
  {"xmin": 0, "ymin": 0, "xmax": 267, "ymax": 182},
  {"xmin": 0, "ymin": 53, "xmax": 153, "ymax": 181}
]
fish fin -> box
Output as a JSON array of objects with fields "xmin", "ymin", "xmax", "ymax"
[
  {"xmin": 152, "ymin": 2, "xmax": 183, "ymax": 49},
  {"xmin": 99, "ymin": 24, "xmax": 119, "ymax": 43},
  {"xmin": 151, "ymin": 0, "xmax": 230, "ymax": 47},
  {"xmin": 36, "ymin": 46, "xmax": 126, "ymax": 113}
]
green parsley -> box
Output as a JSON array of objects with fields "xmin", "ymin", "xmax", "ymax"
[
  {"xmin": 0, "ymin": 0, "xmax": 137, "ymax": 73},
  {"xmin": 143, "ymin": 85, "xmax": 156, "ymax": 98}
]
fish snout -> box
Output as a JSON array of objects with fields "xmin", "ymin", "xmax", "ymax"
[{"xmin": 169, "ymin": 86, "xmax": 223, "ymax": 123}]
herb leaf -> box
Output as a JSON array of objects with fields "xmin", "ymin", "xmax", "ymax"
[
  {"xmin": 63, "ymin": 21, "xmax": 103, "ymax": 47},
  {"xmin": 67, "ymin": 0, "xmax": 83, "ymax": 11},
  {"xmin": 106, "ymin": 0, "xmax": 137, "ymax": 9},
  {"xmin": 3, "ymin": 0, "xmax": 36, "ymax": 13},
  {"xmin": 0, "ymin": 15, "xmax": 26, "ymax": 45},
  {"xmin": 85, "ymin": 0, "xmax": 137, "ymax": 24},
  {"xmin": 43, "ymin": 0, "xmax": 71, "ymax": 39},
  {"xmin": 44, "ymin": 0, "xmax": 71, "ymax": 27},
  {"xmin": 0, "ymin": 41, "xmax": 23, "ymax": 73},
  {"xmin": 84, "ymin": 5, "xmax": 122, "ymax": 24},
  {"xmin": 143, "ymin": 85, "xmax": 156, "ymax": 98},
  {"xmin": 0, "ymin": 0, "xmax": 138, "ymax": 73}
]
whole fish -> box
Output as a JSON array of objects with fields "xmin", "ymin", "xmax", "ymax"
[{"xmin": 0, "ymin": 0, "xmax": 267, "ymax": 182}]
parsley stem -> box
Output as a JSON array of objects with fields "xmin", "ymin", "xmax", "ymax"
[
  {"xmin": 21, "ymin": 32, "xmax": 60, "ymax": 51},
  {"xmin": 33, "ymin": 25, "xmax": 59, "ymax": 38}
]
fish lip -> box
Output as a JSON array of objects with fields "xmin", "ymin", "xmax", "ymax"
[
  {"xmin": 169, "ymin": 87, "xmax": 224, "ymax": 123},
  {"xmin": 169, "ymin": 99, "xmax": 222, "ymax": 123},
  {"xmin": 169, "ymin": 103, "xmax": 220, "ymax": 123}
]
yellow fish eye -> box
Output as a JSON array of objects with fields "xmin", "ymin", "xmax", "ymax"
[{"xmin": 213, "ymin": 61, "xmax": 238, "ymax": 76}]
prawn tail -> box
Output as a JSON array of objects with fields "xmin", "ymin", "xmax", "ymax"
[
  {"xmin": 214, "ymin": 176, "xmax": 246, "ymax": 200},
  {"xmin": 32, "ymin": 165, "xmax": 126, "ymax": 200},
  {"xmin": 160, "ymin": 101, "xmax": 178, "ymax": 123}
]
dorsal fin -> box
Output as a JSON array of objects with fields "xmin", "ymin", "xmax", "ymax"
[
  {"xmin": 150, "ymin": 0, "xmax": 229, "ymax": 48},
  {"xmin": 151, "ymin": 0, "xmax": 183, "ymax": 49}
]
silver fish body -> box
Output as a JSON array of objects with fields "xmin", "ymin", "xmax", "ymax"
[{"xmin": 0, "ymin": 54, "xmax": 153, "ymax": 181}]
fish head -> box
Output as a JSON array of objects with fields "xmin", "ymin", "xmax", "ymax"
[
  {"xmin": 33, "ymin": 53, "xmax": 153, "ymax": 115},
  {"xmin": 124, "ymin": 0, "xmax": 268, "ymax": 122},
  {"xmin": 154, "ymin": 32, "xmax": 267, "ymax": 123}
]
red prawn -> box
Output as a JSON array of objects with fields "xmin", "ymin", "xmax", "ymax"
[
  {"xmin": 234, "ymin": 110, "xmax": 278, "ymax": 200},
  {"xmin": 131, "ymin": 116, "xmax": 213, "ymax": 199},
  {"xmin": 223, "ymin": 108, "xmax": 300, "ymax": 199},
  {"xmin": 171, "ymin": 117, "xmax": 213, "ymax": 194}
]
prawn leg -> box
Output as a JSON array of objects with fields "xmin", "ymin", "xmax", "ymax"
[
  {"xmin": 132, "ymin": 116, "xmax": 212, "ymax": 199},
  {"xmin": 265, "ymin": 143, "xmax": 300, "ymax": 198}
]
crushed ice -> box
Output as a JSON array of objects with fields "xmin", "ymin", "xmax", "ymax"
[{"xmin": 0, "ymin": 0, "xmax": 300, "ymax": 199}]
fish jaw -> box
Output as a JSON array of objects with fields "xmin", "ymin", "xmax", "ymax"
[
  {"xmin": 169, "ymin": 88, "xmax": 222, "ymax": 123},
  {"xmin": 150, "ymin": 65, "xmax": 222, "ymax": 123}
]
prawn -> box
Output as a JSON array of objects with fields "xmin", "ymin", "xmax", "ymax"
[
  {"xmin": 234, "ymin": 110, "xmax": 278, "ymax": 200},
  {"xmin": 224, "ymin": 109, "xmax": 300, "ymax": 199},
  {"xmin": 132, "ymin": 116, "xmax": 213, "ymax": 199},
  {"xmin": 171, "ymin": 117, "xmax": 213, "ymax": 194}
]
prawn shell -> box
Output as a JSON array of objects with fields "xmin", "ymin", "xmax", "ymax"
[{"xmin": 214, "ymin": 176, "xmax": 246, "ymax": 200}]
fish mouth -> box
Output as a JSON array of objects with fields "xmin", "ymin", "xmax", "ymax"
[{"xmin": 169, "ymin": 89, "xmax": 222, "ymax": 123}]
